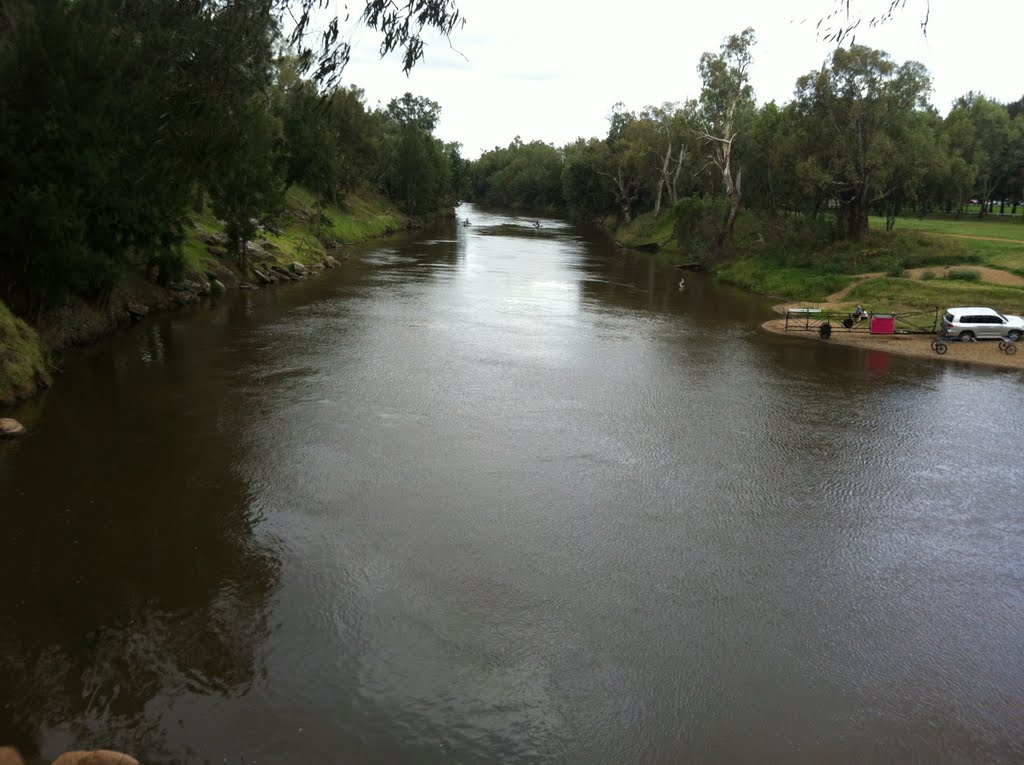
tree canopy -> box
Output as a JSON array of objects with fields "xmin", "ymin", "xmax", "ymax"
[
  {"xmin": 466, "ymin": 30, "xmax": 1024, "ymax": 257},
  {"xmin": 0, "ymin": 0, "xmax": 464, "ymax": 317}
]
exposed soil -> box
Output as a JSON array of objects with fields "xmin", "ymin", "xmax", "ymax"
[
  {"xmin": 904, "ymin": 265, "xmax": 1024, "ymax": 287},
  {"xmin": 762, "ymin": 316, "xmax": 1024, "ymax": 370},
  {"xmin": 763, "ymin": 265, "xmax": 1024, "ymax": 370}
]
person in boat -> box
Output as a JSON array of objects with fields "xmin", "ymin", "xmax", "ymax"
[
  {"xmin": 463, "ymin": 218, "xmax": 471, "ymax": 226},
  {"xmin": 533, "ymin": 220, "xmax": 541, "ymax": 229}
]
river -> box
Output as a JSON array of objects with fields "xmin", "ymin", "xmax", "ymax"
[{"xmin": 2, "ymin": 205, "xmax": 1023, "ymax": 763}]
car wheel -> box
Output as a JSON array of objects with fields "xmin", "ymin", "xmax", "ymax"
[
  {"xmin": 1008, "ymin": 330, "xmax": 1022, "ymax": 342},
  {"xmin": 960, "ymin": 331, "xmax": 976, "ymax": 341}
]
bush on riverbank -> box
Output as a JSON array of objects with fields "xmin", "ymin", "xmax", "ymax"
[{"xmin": 0, "ymin": 300, "xmax": 51, "ymax": 404}]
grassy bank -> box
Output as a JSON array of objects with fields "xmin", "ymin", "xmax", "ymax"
[
  {"xmin": 5, "ymin": 185, "xmax": 415, "ymax": 403},
  {"xmin": 0, "ymin": 300, "xmax": 51, "ymax": 404},
  {"xmin": 614, "ymin": 206, "xmax": 1024, "ymax": 315},
  {"xmin": 182, "ymin": 185, "xmax": 409, "ymax": 275}
]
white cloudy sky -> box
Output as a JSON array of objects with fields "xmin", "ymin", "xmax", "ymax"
[{"xmin": 330, "ymin": 0, "xmax": 1023, "ymax": 159}]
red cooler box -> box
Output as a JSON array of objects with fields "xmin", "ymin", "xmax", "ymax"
[{"xmin": 870, "ymin": 314, "xmax": 895, "ymax": 334}]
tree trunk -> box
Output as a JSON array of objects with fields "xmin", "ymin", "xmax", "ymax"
[
  {"xmin": 670, "ymin": 153, "xmax": 684, "ymax": 206},
  {"xmin": 654, "ymin": 142, "xmax": 673, "ymax": 218}
]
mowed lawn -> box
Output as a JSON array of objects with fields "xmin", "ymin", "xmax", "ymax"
[
  {"xmin": 837, "ymin": 217, "xmax": 1024, "ymax": 314},
  {"xmin": 873, "ymin": 214, "xmax": 1024, "ymax": 240}
]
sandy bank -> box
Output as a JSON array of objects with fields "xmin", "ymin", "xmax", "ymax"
[{"xmin": 761, "ymin": 317, "xmax": 1024, "ymax": 371}]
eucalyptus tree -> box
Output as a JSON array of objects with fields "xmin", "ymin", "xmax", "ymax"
[
  {"xmin": 792, "ymin": 45, "xmax": 932, "ymax": 240},
  {"xmin": 561, "ymin": 138, "xmax": 618, "ymax": 220},
  {"xmin": 946, "ymin": 94, "xmax": 1022, "ymax": 215},
  {"xmin": 697, "ymin": 27, "xmax": 756, "ymax": 253},
  {"xmin": 816, "ymin": 0, "xmax": 932, "ymax": 45},
  {"xmin": 644, "ymin": 102, "xmax": 698, "ymax": 218},
  {"xmin": 381, "ymin": 93, "xmax": 452, "ymax": 214},
  {"xmin": 210, "ymin": 106, "xmax": 289, "ymax": 270},
  {"xmin": 742, "ymin": 102, "xmax": 791, "ymax": 213},
  {"xmin": 492, "ymin": 140, "xmax": 563, "ymax": 208},
  {"xmin": 467, "ymin": 137, "xmax": 563, "ymax": 208},
  {"xmin": 282, "ymin": 0, "xmax": 463, "ymax": 85},
  {"xmin": 593, "ymin": 104, "xmax": 663, "ymax": 223},
  {"xmin": 0, "ymin": 0, "xmax": 464, "ymax": 317}
]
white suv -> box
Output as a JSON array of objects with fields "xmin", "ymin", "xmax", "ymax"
[{"xmin": 941, "ymin": 307, "xmax": 1024, "ymax": 341}]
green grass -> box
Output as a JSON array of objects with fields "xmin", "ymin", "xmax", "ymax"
[
  {"xmin": 869, "ymin": 215, "xmax": 1024, "ymax": 239},
  {"xmin": 181, "ymin": 235, "xmax": 216, "ymax": 275},
  {"xmin": 717, "ymin": 258, "xmax": 852, "ymax": 301},
  {"xmin": 181, "ymin": 185, "xmax": 408, "ymax": 274},
  {"xmin": 868, "ymin": 216, "xmax": 1024, "ymax": 275},
  {"xmin": 844, "ymin": 277, "xmax": 1024, "ymax": 314},
  {"xmin": 613, "ymin": 208, "xmax": 1024, "ymax": 309},
  {"xmin": 615, "ymin": 209, "xmax": 676, "ymax": 247},
  {"xmin": 880, "ymin": 211, "xmax": 1024, "ymax": 230},
  {"xmin": 0, "ymin": 299, "xmax": 51, "ymax": 403}
]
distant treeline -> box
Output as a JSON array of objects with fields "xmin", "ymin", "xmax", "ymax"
[
  {"xmin": 467, "ymin": 31, "xmax": 1024, "ymax": 256},
  {"xmin": 0, "ymin": 0, "xmax": 466, "ymax": 319}
]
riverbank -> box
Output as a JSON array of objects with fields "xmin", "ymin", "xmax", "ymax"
[
  {"xmin": 0, "ymin": 301, "xmax": 51, "ymax": 404},
  {"xmin": 0, "ymin": 187, "xmax": 440, "ymax": 404},
  {"xmin": 610, "ymin": 206, "xmax": 1024, "ymax": 371},
  {"xmin": 760, "ymin": 263, "xmax": 1024, "ymax": 371},
  {"xmin": 761, "ymin": 315, "xmax": 1024, "ymax": 370}
]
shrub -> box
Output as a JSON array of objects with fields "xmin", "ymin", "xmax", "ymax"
[
  {"xmin": 920, "ymin": 270, "xmax": 937, "ymax": 280},
  {"xmin": 885, "ymin": 260, "xmax": 906, "ymax": 278},
  {"xmin": 672, "ymin": 194, "xmax": 722, "ymax": 257},
  {"xmin": 946, "ymin": 268, "xmax": 981, "ymax": 281}
]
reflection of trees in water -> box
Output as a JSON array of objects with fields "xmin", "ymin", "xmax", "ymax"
[
  {"xmin": 579, "ymin": 251, "xmax": 769, "ymax": 323},
  {"xmin": 0, "ymin": 516, "xmax": 278, "ymax": 761},
  {"xmin": 0, "ymin": 330, "xmax": 281, "ymax": 760}
]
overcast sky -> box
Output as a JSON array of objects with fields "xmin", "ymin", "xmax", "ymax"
[{"xmin": 331, "ymin": 0, "xmax": 1023, "ymax": 159}]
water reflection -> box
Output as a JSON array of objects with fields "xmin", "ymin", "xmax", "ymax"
[{"xmin": 0, "ymin": 314, "xmax": 281, "ymax": 761}]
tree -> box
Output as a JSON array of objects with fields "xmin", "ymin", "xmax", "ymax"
[
  {"xmin": 0, "ymin": 0, "xmax": 209, "ymax": 312},
  {"xmin": 380, "ymin": 94, "xmax": 451, "ymax": 214},
  {"xmin": 792, "ymin": 45, "xmax": 932, "ymax": 240},
  {"xmin": 0, "ymin": 0, "xmax": 464, "ymax": 319},
  {"xmin": 209, "ymin": 103, "xmax": 288, "ymax": 271},
  {"xmin": 561, "ymin": 138, "xmax": 617, "ymax": 220},
  {"xmin": 946, "ymin": 94, "xmax": 1021, "ymax": 216},
  {"xmin": 386, "ymin": 92, "xmax": 441, "ymax": 132},
  {"xmin": 282, "ymin": 0, "xmax": 463, "ymax": 86},
  {"xmin": 643, "ymin": 102, "xmax": 697, "ymax": 218},
  {"xmin": 697, "ymin": 27, "xmax": 756, "ymax": 254},
  {"xmin": 595, "ymin": 105, "xmax": 658, "ymax": 223}
]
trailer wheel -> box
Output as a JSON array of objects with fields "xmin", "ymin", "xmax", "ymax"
[{"xmin": 819, "ymin": 323, "xmax": 832, "ymax": 340}]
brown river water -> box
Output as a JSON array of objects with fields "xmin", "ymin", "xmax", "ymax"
[{"xmin": 2, "ymin": 205, "xmax": 1023, "ymax": 763}]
